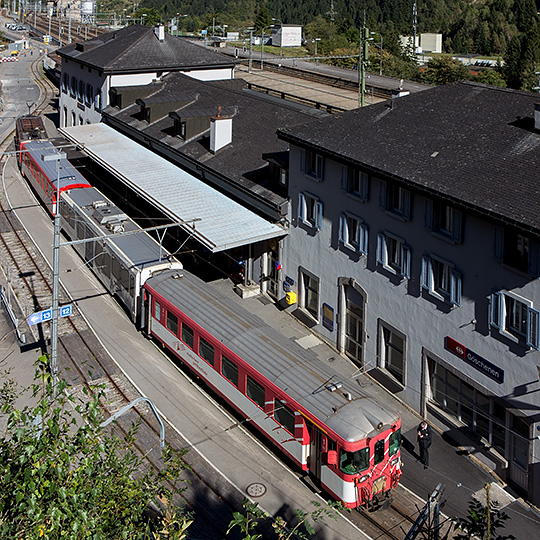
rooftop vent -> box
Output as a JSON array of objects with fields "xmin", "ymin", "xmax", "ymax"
[
  {"xmin": 210, "ymin": 106, "xmax": 233, "ymax": 154},
  {"xmin": 325, "ymin": 382, "xmax": 342, "ymax": 392}
]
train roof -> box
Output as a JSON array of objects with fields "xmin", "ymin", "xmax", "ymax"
[
  {"xmin": 23, "ymin": 140, "xmax": 91, "ymax": 191},
  {"xmin": 62, "ymin": 187, "xmax": 177, "ymax": 269},
  {"xmin": 145, "ymin": 269, "xmax": 400, "ymax": 443}
]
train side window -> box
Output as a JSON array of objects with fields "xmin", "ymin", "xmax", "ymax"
[
  {"xmin": 274, "ymin": 401, "xmax": 295, "ymax": 435},
  {"xmin": 389, "ymin": 428, "xmax": 401, "ymax": 456},
  {"xmin": 153, "ymin": 301, "xmax": 161, "ymax": 320},
  {"xmin": 199, "ymin": 336, "xmax": 214, "ymax": 366},
  {"xmin": 246, "ymin": 375, "xmax": 265, "ymax": 409},
  {"xmin": 374, "ymin": 439, "xmax": 385, "ymax": 465},
  {"xmin": 166, "ymin": 311, "xmax": 178, "ymax": 335},
  {"xmin": 221, "ymin": 355, "xmax": 238, "ymax": 387},
  {"xmin": 181, "ymin": 323, "xmax": 194, "ymax": 349}
]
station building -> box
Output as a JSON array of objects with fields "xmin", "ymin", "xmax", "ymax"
[
  {"xmin": 277, "ymin": 81, "xmax": 540, "ymax": 504},
  {"xmin": 56, "ymin": 24, "xmax": 235, "ymax": 127}
]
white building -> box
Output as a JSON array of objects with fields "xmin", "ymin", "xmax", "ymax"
[
  {"xmin": 272, "ymin": 25, "xmax": 303, "ymax": 48},
  {"xmin": 57, "ymin": 25, "xmax": 235, "ymax": 127}
]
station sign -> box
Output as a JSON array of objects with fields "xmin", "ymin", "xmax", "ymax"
[
  {"xmin": 28, "ymin": 304, "xmax": 72, "ymax": 326},
  {"xmin": 445, "ymin": 336, "xmax": 504, "ymax": 384}
]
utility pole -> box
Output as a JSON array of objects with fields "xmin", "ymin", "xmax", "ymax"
[
  {"xmin": 358, "ymin": 24, "xmax": 371, "ymax": 107},
  {"xmin": 412, "ymin": 1, "xmax": 418, "ymax": 60},
  {"xmin": 248, "ymin": 29, "xmax": 253, "ymax": 73}
]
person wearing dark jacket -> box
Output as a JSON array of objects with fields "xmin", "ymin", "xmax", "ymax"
[{"xmin": 417, "ymin": 421, "xmax": 432, "ymax": 469}]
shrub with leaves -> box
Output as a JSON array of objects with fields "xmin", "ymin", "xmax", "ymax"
[{"xmin": 0, "ymin": 363, "xmax": 191, "ymax": 539}]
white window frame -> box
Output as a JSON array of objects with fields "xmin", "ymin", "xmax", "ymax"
[
  {"xmin": 490, "ymin": 290, "xmax": 539, "ymax": 349},
  {"xmin": 339, "ymin": 213, "xmax": 368, "ymax": 254},
  {"xmin": 301, "ymin": 149, "xmax": 324, "ymax": 181},
  {"xmin": 379, "ymin": 320, "xmax": 406, "ymax": 385},
  {"xmin": 298, "ymin": 192, "xmax": 323, "ymax": 230},
  {"xmin": 341, "ymin": 166, "xmax": 369, "ymax": 201},
  {"xmin": 424, "ymin": 199, "xmax": 463, "ymax": 243},
  {"xmin": 380, "ymin": 180, "xmax": 411, "ymax": 220},
  {"xmin": 300, "ymin": 268, "xmax": 320, "ymax": 321},
  {"xmin": 376, "ymin": 232, "xmax": 411, "ymax": 278},
  {"xmin": 421, "ymin": 255, "xmax": 462, "ymax": 306}
]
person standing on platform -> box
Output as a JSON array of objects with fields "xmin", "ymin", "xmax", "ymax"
[{"xmin": 417, "ymin": 421, "xmax": 432, "ymax": 469}]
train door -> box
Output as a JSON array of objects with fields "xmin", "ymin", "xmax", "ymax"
[{"xmin": 307, "ymin": 422, "xmax": 324, "ymax": 483}]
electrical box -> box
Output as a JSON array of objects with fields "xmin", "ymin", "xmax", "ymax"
[{"xmin": 285, "ymin": 291, "xmax": 297, "ymax": 305}]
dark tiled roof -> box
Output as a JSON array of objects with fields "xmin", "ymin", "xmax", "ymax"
[
  {"xmin": 103, "ymin": 72, "xmax": 329, "ymax": 212},
  {"xmin": 57, "ymin": 25, "xmax": 235, "ymax": 72},
  {"xmin": 278, "ymin": 81, "xmax": 540, "ymax": 232}
]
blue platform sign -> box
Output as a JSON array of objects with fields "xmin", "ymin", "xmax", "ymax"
[{"xmin": 28, "ymin": 305, "xmax": 72, "ymax": 326}]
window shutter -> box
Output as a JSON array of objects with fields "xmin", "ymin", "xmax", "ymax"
[
  {"xmin": 527, "ymin": 307, "xmax": 540, "ymax": 350},
  {"xmin": 494, "ymin": 227, "xmax": 504, "ymax": 261},
  {"xmin": 339, "ymin": 214, "xmax": 347, "ymax": 243},
  {"xmin": 359, "ymin": 223, "xmax": 368, "ymax": 254},
  {"xmin": 452, "ymin": 210, "xmax": 463, "ymax": 243},
  {"xmin": 298, "ymin": 193, "xmax": 306, "ymax": 222},
  {"xmin": 300, "ymin": 149, "xmax": 306, "ymax": 173},
  {"xmin": 376, "ymin": 233, "xmax": 386, "ymax": 264},
  {"xmin": 315, "ymin": 201, "xmax": 323, "ymax": 230},
  {"xmin": 421, "ymin": 256, "xmax": 432, "ymax": 290},
  {"xmin": 360, "ymin": 172, "xmax": 369, "ymax": 201},
  {"xmin": 379, "ymin": 180, "xmax": 387, "ymax": 209},
  {"xmin": 341, "ymin": 166, "xmax": 348, "ymax": 192},
  {"xmin": 490, "ymin": 292, "xmax": 502, "ymax": 329},
  {"xmin": 424, "ymin": 199, "xmax": 433, "ymax": 230},
  {"xmin": 316, "ymin": 155, "xmax": 324, "ymax": 180},
  {"xmin": 401, "ymin": 245, "xmax": 411, "ymax": 278},
  {"xmin": 402, "ymin": 190, "xmax": 411, "ymax": 220},
  {"xmin": 528, "ymin": 239, "xmax": 539, "ymax": 276},
  {"xmin": 450, "ymin": 270, "xmax": 462, "ymax": 307}
]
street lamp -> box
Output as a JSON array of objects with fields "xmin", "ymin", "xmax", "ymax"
[
  {"xmin": 42, "ymin": 150, "xmax": 67, "ymax": 391},
  {"xmin": 261, "ymin": 24, "xmax": 274, "ymax": 71},
  {"xmin": 272, "ymin": 17, "xmax": 282, "ymax": 58},
  {"xmin": 313, "ymin": 37, "xmax": 321, "ymax": 66}
]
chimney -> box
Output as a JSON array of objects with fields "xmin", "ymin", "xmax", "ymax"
[
  {"xmin": 535, "ymin": 103, "xmax": 540, "ymax": 132},
  {"xmin": 154, "ymin": 25, "xmax": 165, "ymax": 42},
  {"xmin": 210, "ymin": 107, "xmax": 232, "ymax": 154}
]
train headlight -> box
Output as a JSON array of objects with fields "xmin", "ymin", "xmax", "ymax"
[
  {"xmin": 357, "ymin": 475, "xmax": 369, "ymax": 484},
  {"xmin": 390, "ymin": 457, "xmax": 400, "ymax": 468}
]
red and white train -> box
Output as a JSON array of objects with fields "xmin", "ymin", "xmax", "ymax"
[
  {"xmin": 143, "ymin": 269, "xmax": 402, "ymax": 509},
  {"xmin": 18, "ymin": 139, "xmax": 91, "ymax": 215}
]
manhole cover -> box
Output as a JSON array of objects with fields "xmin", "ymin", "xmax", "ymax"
[{"xmin": 246, "ymin": 482, "xmax": 267, "ymax": 498}]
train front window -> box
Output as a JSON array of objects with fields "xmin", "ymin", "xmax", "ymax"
[
  {"xmin": 389, "ymin": 428, "xmax": 401, "ymax": 456},
  {"xmin": 374, "ymin": 440, "xmax": 385, "ymax": 465},
  {"xmin": 339, "ymin": 447, "xmax": 369, "ymax": 475}
]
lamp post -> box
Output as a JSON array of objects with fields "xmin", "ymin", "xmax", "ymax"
[
  {"xmin": 260, "ymin": 24, "xmax": 274, "ymax": 71},
  {"xmin": 272, "ymin": 17, "xmax": 282, "ymax": 58},
  {"xmin": 313, "ymin": 37, "xmax": 321, "ymax": 66},
  {"xmin": 42, "ymin": 150, "xmax": 67, "ymax": 391}
]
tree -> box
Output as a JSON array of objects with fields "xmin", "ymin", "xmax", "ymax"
[
  {"xmin": 421, "ymin": 56, "xmax": 470, "ymax": 85},
  {"xmin": 0, "ymin": 363, "xmax": 191, "ymax": 539},
  {"xmin": 254, "ymin": 5, "xmax": 272, "ymax": 32},
  {"xmin": 227, "ymin": 497, "xmax": 342, "ymax": 540},
  {"xmin": 453, "ymin": 494, "xmax": 515, "ymax": 540}
]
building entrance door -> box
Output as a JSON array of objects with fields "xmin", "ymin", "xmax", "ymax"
[
  {"xmin": 267, "ymin": 240, "xmax": 281, "ymax": 299},
  {"xmin": 344, "ymin": 289, "xmax": 365, "ymax": 367}
]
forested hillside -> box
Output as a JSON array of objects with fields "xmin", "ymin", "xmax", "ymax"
[{"xmin": 135, "ymin": 0, "xmax": 540, "ymax": 89}]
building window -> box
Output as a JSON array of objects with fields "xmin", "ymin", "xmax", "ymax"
[
  {"xmin": 221, "ymin": 355, "xmax": 238, "ymax": 387},
  {"xmin": 339, "ymin": 213, "xmax": 368, "ymax": 254},
  {"xmin": 342, "ymin": 166, "xmax": 369, "ymax": 201},
  {"xmin": 298, "ymin": 193, "xmax": 323, "ymax": 230},
  {"xmin": 70, "ymin": 76, "xmax": 77, "ymax": 98},
  {"xmin": 301, "ymin": 149, "xmax": 324, "ymax": 181},
  {"xmin": 421, "ymin": 255, "xmax": 462, "ymax": 306},
  {"xmin": 301, "ymin": 269, "xmax": 320, "ymax": 319},
  {"xmin": 425, "ymin": 200, "xmax": 462, "ymax": 242},
  {"xmin": 174, "ymin": 120, "xmax": 187, "ymax": 139},
  {"xmin": 428, "ymin": 359, "xmax": 506, "ymax": 454},
  {"xmin": 95, "ymin": 91, "xmax": 102, "ymax": 112},
  {"xmin": 246, "ymin": 376, "xmax": 265, "ymax": 409},
  {"xmin": 166, "ymin": 311, "xmax": 178, "ymax": 335},
  {"xmin": 198, "ymin": 336, "xmax": 214, "ymax": 366},
  {"xmin": 376, "ymin": 232, "xmax": 411, "ymax": 278},
  {"xmin": 85, "ymin": 84, "xmax": 94, "ymax": 106},
  {"xmin": 494, "ymin": 227, "xmax": 538, "ymax": 275},
  {"xmin": 154, "ymin": 301, "xmax": 161, "ymax": 321},
  {"xmin": 181, "ymin": 323, "xmax": 194, "ymax": 349},
  {"xmin": 380, "ymin": 180, "xmax": 411, "ymax": 220},
  {"xmin": 274, "ymin": 402, "xmax": 295, "ymax": 435},
  {"xmin": 490, "ymin": 291, "xmax": 539, "ymax": 349},
  {"xmin": 78, "ymin": 80, "xmax": 85, "ymax": 101},
  {"xmin": 380, "ymin": 322, "xmax": 406, "ymax": 384},
  {"xmin": 62, "ymin": 73, "xmax": 69, "ymax": 93}
]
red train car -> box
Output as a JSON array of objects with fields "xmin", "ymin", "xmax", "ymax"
[
  {"xmin": 19, "ymin": 140, "xmax": 91, "ymax": 215},
  {"xmin": 143, "ymin": 269, "xmax": 402, "ymax": 509}
]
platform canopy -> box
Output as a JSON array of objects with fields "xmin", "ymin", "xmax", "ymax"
[{"xmin": 60, "ymin": 124, "xmax": 286, "ymax": 253}]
